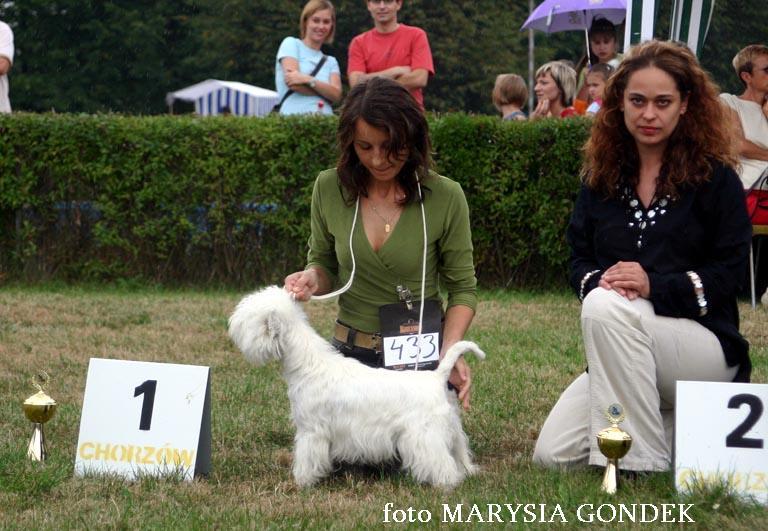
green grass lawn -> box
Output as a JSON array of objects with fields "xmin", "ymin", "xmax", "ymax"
[{"xmin": 0, "ymin": 286, "xmax": 765, "ymax": 529}]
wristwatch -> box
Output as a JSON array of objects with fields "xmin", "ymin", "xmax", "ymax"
[{"xmin": 308, "ymin": 78, "xmax": 317, "ymax": 89}]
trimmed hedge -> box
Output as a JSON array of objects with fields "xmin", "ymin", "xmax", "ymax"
[{"xmin": 0, "ymin": 113, "xmax": 590, "ymax": 287}]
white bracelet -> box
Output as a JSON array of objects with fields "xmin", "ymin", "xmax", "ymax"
[
  {"xmin": 579, "ymin": 269, "xmax": 601, "ymax": 302},
  {"xmin": 686, "ymin": 271, "xmax": 707, "ymax": 317}
]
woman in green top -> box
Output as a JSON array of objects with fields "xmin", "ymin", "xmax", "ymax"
[{"xmin": 284, "ymin": 77, "xmax": 478, "ymax": 409}]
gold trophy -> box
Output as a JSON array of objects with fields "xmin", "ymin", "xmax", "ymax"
[
  {"xmin": 596, "ymin": 403, "xmax": 632, "ymax": 494},
  {"xmin": 22, "ymin": 371, "xmax": 58, "ymax": 461}
]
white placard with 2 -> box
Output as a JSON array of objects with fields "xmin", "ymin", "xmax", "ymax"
[
  {"xmin": 676, "ymin": 381, "xmax": 767, "ymax": 503},
  {"xmin": 74, "ymin": 358, "xmax": 211, "ymax": 481}
]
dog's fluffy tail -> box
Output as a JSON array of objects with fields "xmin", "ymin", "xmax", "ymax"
[{"xmin": 435, "ymin": 340, "xmax": 485, "ymax": 380}]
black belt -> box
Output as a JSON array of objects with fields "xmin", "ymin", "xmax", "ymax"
[{"xmin": 333, "ymin": 321, "xmax": 382, "ymax": 351}]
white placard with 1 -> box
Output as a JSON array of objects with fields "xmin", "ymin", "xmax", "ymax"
[{"xmin": 74, "ymin": 358, "xmax": 211, "ymax": 481}]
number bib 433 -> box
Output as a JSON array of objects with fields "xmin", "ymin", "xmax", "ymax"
[{"xmin": 379, "ymin": 299, "xmax": 442, "ymax": 371}]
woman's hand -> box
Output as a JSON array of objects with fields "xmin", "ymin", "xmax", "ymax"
[
  {"xmin": 440, "ymin": 305, "xmax": 476, "ymax": 411},
  {"xmin": 284, "ymin": 68, "xmax": 313, "ymax": 88},
  {"xmin": 530, "ymin": 98, "xmax": 550, "ymax": 120},
  {"xmin": 449, "ymin": 355, "xmax": 472, "ymax": 411},
  {"xmin": 284, "ymin": 269, "xmax": 319, "ymax": 301},
  {"xmin": 598, "ymin": 276, "xmax": 639, "ymax": 299},
  {"xmin": 600, "ymin": 261, "xmax": 650, "ymax": 299}
]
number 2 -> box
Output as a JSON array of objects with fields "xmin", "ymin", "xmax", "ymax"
[
  {"xmin": 725, "ymin": 394, "xmax": 764, "ymax": 449},
  {"xmin": 134, "ymin": 380, "xmax": 157, "ymax": 431}
]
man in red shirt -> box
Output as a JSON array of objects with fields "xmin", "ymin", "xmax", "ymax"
[{"xmin": 348, "ymin": 0, "xmax": 434, "ymax": 108}]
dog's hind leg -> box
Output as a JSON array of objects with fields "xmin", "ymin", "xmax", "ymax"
[
  {"xmin": 451, "ymin": 429, "xmax": 477, "ymax": 476},
  {"xmin": 399, "ymin": 426, "xmax": 463, "ymax": 489},
  {"xmin": 292, "ymin": 431, "xmax": 332, "ymax": 487}
]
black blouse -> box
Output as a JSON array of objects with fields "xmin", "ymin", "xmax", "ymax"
[{"xmin": 568, "ymin": 162, "xmax": 752, "ymax": 382}]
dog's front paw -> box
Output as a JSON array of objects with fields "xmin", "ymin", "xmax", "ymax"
[
  {"xmin": 292, "ymin": 454, "xmax": 332, "ymax": 488},
  {"xmin": 292, "ymin": 469, "xmax": 323, "ymax": 488}
]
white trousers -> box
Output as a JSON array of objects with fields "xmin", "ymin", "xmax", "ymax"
[{"xmin": 533, "ymin": 288, "xmax": 737, "ymax": 471}]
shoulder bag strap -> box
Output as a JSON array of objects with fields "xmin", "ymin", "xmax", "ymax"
[{"xmin": 274, "ymin": 54, "xmax": 328, "ymax": 112}]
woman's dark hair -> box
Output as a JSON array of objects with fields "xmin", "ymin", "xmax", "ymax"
[
  {"xmin": 583, "ymin": 40, "xmax": 737, "ymax": 198},
  {"xmin": 336, "ymin": 77, "xmax": 432, "ymax": 205}
]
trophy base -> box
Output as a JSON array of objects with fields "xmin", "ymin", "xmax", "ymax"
[
  {"xmin": 27, "ymin": 423, "xmax": 48, "ymax": 461},
  {"xmin": 601, "ymin": 458, "xmax": 619, "ymax": 494}
]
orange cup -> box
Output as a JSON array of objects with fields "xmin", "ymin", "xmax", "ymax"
[{"xmin": 573, "ymin": 98, "xmax": 588, "ymax": 115}]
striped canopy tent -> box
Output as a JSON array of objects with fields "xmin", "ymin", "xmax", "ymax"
[
  {"xmin": 165, "ymin": 80, "xmax": 279, "ymax": 117},
  {"xmin": 624, "ymin": 0, "xmax": 716, "ymax": 55}
]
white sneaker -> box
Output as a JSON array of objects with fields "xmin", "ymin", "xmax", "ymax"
[{"xmin": 762, "ymin": 287, "xmax": 768, "ymax": 306}]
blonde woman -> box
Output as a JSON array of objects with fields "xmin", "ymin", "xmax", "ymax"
[
  {"xmin": 530, "ymin": 61, "xmax": 577, "ymax": 119},
  {"xmin": 274, "ymin": 0, "xmax": 342, "ymax": 115}
]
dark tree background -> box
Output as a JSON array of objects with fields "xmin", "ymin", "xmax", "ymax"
[{"xmin": 0, "ymin": 0, "xmax": 763, "ymax": 115}]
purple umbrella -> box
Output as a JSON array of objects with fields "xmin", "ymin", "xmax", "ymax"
[
  {"xmin": 521, "ymin": 0, "xmax": 627, "ymax": 33},
  {"xmin": 521, "ymin": 0, "xmax": 627, "ymax": 67}
]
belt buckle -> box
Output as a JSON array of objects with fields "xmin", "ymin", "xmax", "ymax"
[
  {"xmin": 370, "ymin": 333, "xmax": 382, "ymax": 352},
  {"xmin": 336, "ymin": 321, "xmax": 382, "ymax": 352}
]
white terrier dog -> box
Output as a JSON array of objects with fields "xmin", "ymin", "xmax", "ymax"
[{"xmin": 228, "ymin": 286, "xmax": 485, "ymax": 488}]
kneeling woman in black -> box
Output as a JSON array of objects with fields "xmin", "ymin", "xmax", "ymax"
[{"xmin": 534, "ymin": 40, "xmax": 752, "ymax": 472}]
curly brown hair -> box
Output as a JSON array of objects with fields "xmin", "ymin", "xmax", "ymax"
[
  {"xmin": 583, "ymin": 40, "xmax": 737, "ymax": 198},
  {"xmin": 336, "ymin": 77, "xmax": 432, "ymax": 205}
]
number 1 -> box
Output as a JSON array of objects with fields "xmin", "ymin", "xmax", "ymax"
[{"xmin": 134, "ymin": 380, "xmax": 157, "ymax": 431}]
